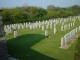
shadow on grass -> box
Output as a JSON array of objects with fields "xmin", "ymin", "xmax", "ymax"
[{"xmin": 7, "ymin": 34, "xmax": 57, "ymax": 60}]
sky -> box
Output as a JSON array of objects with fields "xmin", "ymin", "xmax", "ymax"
[{"xmin": 0, "ymin": 0, "xmax": 80, "ymax": 9}]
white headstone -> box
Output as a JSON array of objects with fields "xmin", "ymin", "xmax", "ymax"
[
  {"xmin": 5, "ymin": 28, "xmax": 9, "ymax": 35},
  {"xmin": 79, "ymin": 26, "xmax": 80, "ymax": 31},
  {"xmin": 26, "ymin": 23, "xmax": 28, "ymax": 28},
  {"xmin": 62, "ymin": 22, "xmax": 64, "ymax": 26},
  {"xmin": 60, "ymin": 20, "xmax": 62, "ymax": 24},
  {"xmin": 69, "ymin": 23, "xmax": 70, "ymax": 28},
  {"xmin": 30, "ymin": 25, "xmax": 33, "ymax": 30},
  {"xmin": 45, "ymin": 30, "xmax": 48, "ymax": 37},
  {"xmin": 73, "ymin": 22, "xmax": 74, "ymax": 26},
  {"xmin": 71, "ymin": 23, "xmax": 72, "ymax": 27},
  {"xmin": 39, "ymin": 24, "xmax": 41, "ymax": 28},
  {"xmin": 9, "ymin": 28, "xmax": 12, "ymax": 34},
  {"xmin": 42, "ymin": 26, "xmax": 44, "ymax": 31},
  {"xmin": 46, "ymin": 25, "xmax": 49, "ymax": 29},
  {"xmin": 29, "ymin": 22, "xmax": 31, "ymax": 25},
  {"xmin": 64, "ymin": 35, "xmax": 67, "ymax": 44},
  {"xmin": 14, "ymin": 31, "xmax": 18, "ymax": 38},
  {"xmin": 61, "ymin": 37, "xmax": 64, "ymax": 47},
  {"xmin": 21, "ymin": 25, "xmax": 24, "ymax": 29},
  {"xmin": 50, "ymin": 23, "xmax": 52, "ymax": 29},
  {"xmin": 61, "ymin": 25, "xmax": 63, "ymax": 31},
  {"xmin": 18, "ymin": 24, "xmax": 20, "ymax": 29},
  {"xmin": 54, "ymin": 23, "xmax": 56, "ymax": 27},
  {"xmin": 54, "ymin": 27, "xmax": 56, "ymax": 34},
  {"xmin": 76, "ymin": 28, "xmax": 77, "ymax": 33}
]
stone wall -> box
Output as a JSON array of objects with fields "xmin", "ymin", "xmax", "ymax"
[{"xmin": 0, "ymin": 16, "xmax": 8, "ymax": 60}]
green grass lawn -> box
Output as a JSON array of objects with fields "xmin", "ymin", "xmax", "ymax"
[{"xmin": 6, "ymin": 18, "xmax": 80, "ymax": 60}]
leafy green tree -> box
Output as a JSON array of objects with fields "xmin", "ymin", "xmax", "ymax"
[
  {"xmin": 0, "ymin": 4, "xmax": 80, "ymax": 24},
  {"xmin": 47, "ymin": 5, "xmax": 56, "ymax": 11}
]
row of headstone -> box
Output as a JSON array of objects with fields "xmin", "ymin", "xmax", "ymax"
[
  {"xmin": 3, "ymin": 18, "xmax": 59, "ymax": 31},
  {"xmin": 4, "ymin": 24, "xmax": 18, "ymax": 38},
  {"xmin": 4, "ymin": 15, "xmax": 79, "ymax": 30},
  {"xmin": 60, "ymin": 26, "xmax": 80, "ymax": 47},
  {"xmin": 4, "ymin": 16, "xmax": 80, "ymax": 36},
  {"xmin": 4, "ymin": 15, "xmax": 80, "ymax": 29},
  {"xmin": 13, "ymin": 26, "xmax": 80, "ymax": 39},
  {"xmin": 59, "ymin": 16, "xmax": 76, "ymax": 24},
  {"xmin": 41, "ymin": 22, "xmax": 53, "ymax": 30},
  {"xmin": 60, "ymin": 29, "xmax": 76, "ymax": 47},
  {"xmin": 5, "ymin": 28, "xmax": 12, "ymax": 35},
  {"xmin": 61, "ymin": 22, "xmax": 75, "ymax": 31},
  {"xmin": 3, "ymin": 20, "xmax": 53, "ymax": 36}
]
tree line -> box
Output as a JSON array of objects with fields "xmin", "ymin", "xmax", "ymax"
[{"xmin": 0, "ymin": 5, "xmax": 80, "ymax": 24}]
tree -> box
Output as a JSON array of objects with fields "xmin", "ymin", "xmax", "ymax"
[
  {"xmin": 71, "ymin": 5, "xmax": 80, "ymax": 15},
  {"xmin": 47, "ymin": 5, "xmax": 56, "ymax": 11}
]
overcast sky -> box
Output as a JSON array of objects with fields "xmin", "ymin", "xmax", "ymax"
[{"xmin": 0, "ymin": 0, "xmax": 80, "ymax": 8}]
